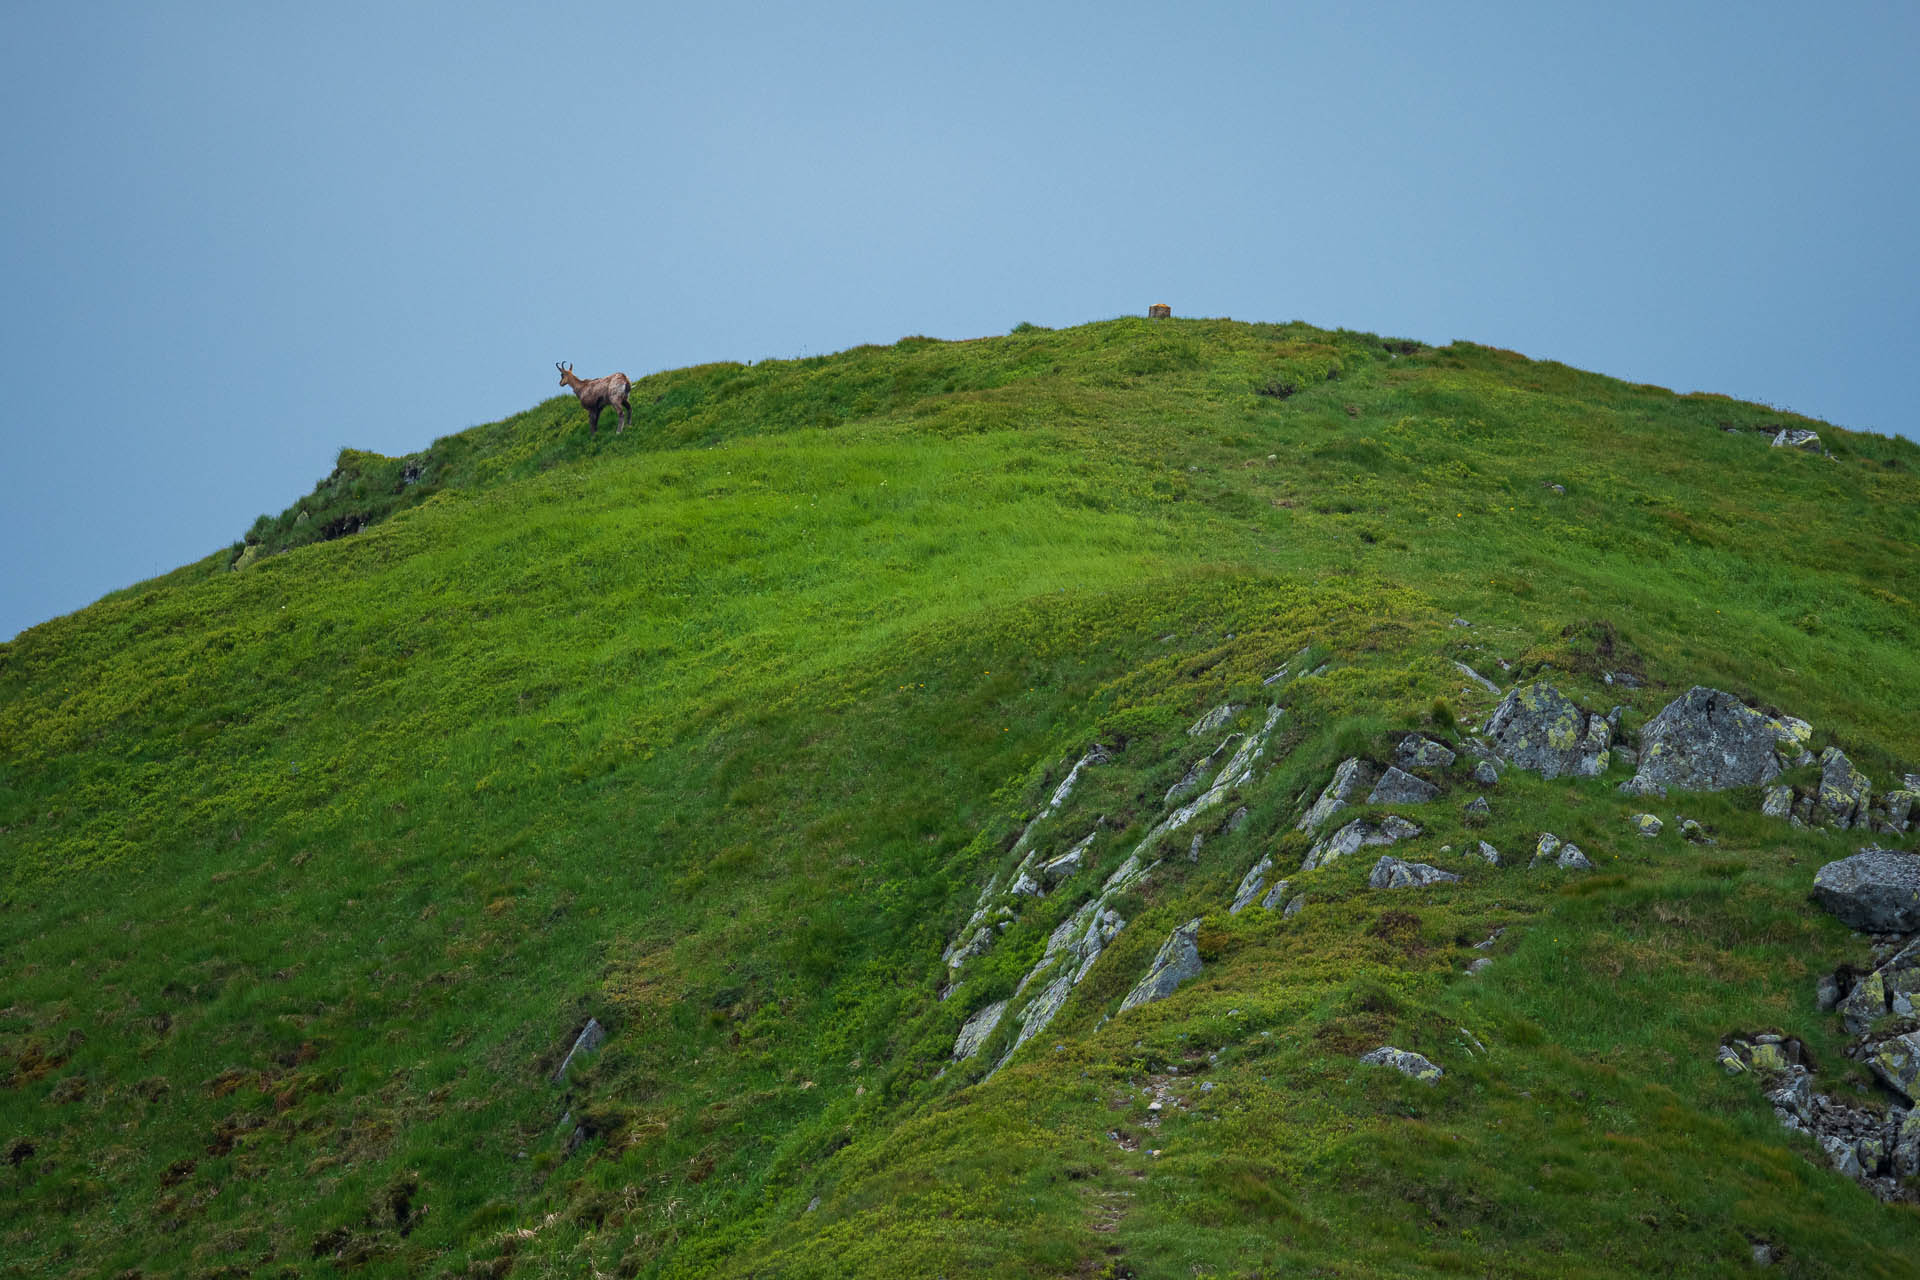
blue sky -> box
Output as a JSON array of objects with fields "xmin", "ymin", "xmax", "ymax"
[{"xmin": 3, "ymin": 2, "xmax": 1915, "ymax": 639}]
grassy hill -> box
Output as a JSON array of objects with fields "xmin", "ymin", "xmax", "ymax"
[{"xmin": 3, "ymin": 317, "xmax": 1918, "ymax": 1278}]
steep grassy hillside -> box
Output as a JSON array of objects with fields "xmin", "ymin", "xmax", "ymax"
[{"xmin": 3, "ymin": 318, "xmax": 1917, "ymax": 1278}]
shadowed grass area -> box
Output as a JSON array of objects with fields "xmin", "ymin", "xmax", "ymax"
[{"xmin": 2, "ymin": 316, "xmax": 1917, "ymax": 1277}]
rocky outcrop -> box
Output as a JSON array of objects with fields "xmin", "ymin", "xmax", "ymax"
[
  {"xmin": 1394, "ymin": 736, "xmax": 1456, "ymax": 771},
  {"xmin": 1812, "ymin": 848, "xmax": 1920, "ymax": 933},
  {"xmin": 1187, "ymin": 703, "xmax": 1244, "ymax": 738},
  {"xmin": 1367, "ymin": 766, "xmax": 1440, "ymax": 805},
  {"xmin": 1484, "ymin": 682, "xmax": 1611, "ymax": 780},
  {"xmin": 951, "ymin": 1000, "xmax": 1009, "ymax": 1060},
  {"xmin": 1817, "ymin": 748, "xmax": 1872, "ymax": 829},
  {"xmin": 553, "ymin": 1019, "xmax": 607, "ymax": 1084},
  {"xmin": 1772, "ymin": 428, "xmax": 1822, "ymax": 452},
  {"xmin": 1301, "ymin": 815, "xmax": 1422, "ymax": 872},
  {"xmin": 1367, "ymin": 856, "xmax": 1461, "ymax": 890},
  {"xmin": 1118, "ymin": 918, "xmax": 1204, "ymax": 1013},
  {"xmin": 1297, "ymin": 758, "xmax": 1379, "ymax": 831},
  {"xmin": 1229, "ymin": 856, "xmax": 1274, "ymax": 914},
  {"xmin": 1360, "ymin": 1046, "xmax": 1442, "ymax": 1081},
  {"xmin": 1627, "ymin": 687, "xmax": 1811, "ymax": 793},
  {"xmin": 1719, "ymin": 1033, "xmax": 1915, "ymax": 1200}
]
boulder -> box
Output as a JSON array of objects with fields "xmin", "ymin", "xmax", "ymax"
[
  {"xmin": 1867, "ymin": 1032, "xmax": 1920, "ymax": 1104},
  {"xmin": 1484, "ymin": 682, "xmax": 1611, "ymax": 780},
  {"xmin": 1628, "ymin": 687, "xmax": 1811, "ymax": 793},
  {"xmin": 1471, "ymin": 760, "xmax": 1499, "ymax": 786},
  {"xmin": 1818, "ymin": 748, "xmax": 1872, "ymax": 829},
  {"xmin": 1039, "ymin": 832, "xmax": 1095, "ymax": 885},
  {"xmin": 1367, "ymin": 855, "xmax": 1462, "ymax": 890},
  {"xmin": 1629, "ymin": 813, "xmax": 1663, "ymax": 838},
  {"xmin": 1258, "ymin": 878, "xmax": 1291, "ymax": 911},
  {"xmin": 1884, "ymin": 790, "xmax": 1915, "ymax": 833},
  {"xmin": 1474, "ymin": 841, "xmax": 1502, "ymax": 865},
  {"xmin": 1761, "ymin": 785, "xmax": 1795, "ymax": 820},
  {"xmin": 1811, "ymin": 848, "xmax": 1920, "ymax": 932},
  {"xmin": 1118, "ymin": 918, "xmax": 1204, "ymax": 1013},
  {"xmin": 1368, "ymin": 766, "xmax": 1440, "ymax": 805},
  {"xmin": 1530, "ymin": 833, "xmax": 1591, "ymax": 870},
  {"xmin": 1297, "ymin": 758, "xmax": 1381, "ymax": 830},
  {"xmin": 1359, "ymin": 1045, "xmax": 1442, "ymax": 1081},
  {"xmin": 1772, "ymin": 428, "xmax": 1822, "ymax": 451},
  {"xmin": 1394, "ymin": 736, "xmax": 1457, "ymax": 771},
  {"xmin": 1463, "ymin": 795, "xmax": 1491, "ymax": 818}
]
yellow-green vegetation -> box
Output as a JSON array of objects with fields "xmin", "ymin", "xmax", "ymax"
[{"xmin": 2, "ymin": 317, "xmax": 1918, "ymax": 1277}]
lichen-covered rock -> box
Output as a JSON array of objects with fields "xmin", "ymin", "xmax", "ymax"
[
  {"xmin": 1772, "ymin": 427, "xmax": 1822, "ymax": 451},
  {"xmin": 1359, "ymin": 1045, "xmax": 1442, "ymax": 1081},
  {"xmin": 1471, "ymin": 760, "xmax": 1499, "ymax": 786},
  {"xmin": 1629, "ymin": 687, "xmax": 1811, "ymax": 793},
  {"xmin": 1258, "ymin": 878, "xmax": 1291, "ymax": 911},
  {"xmin": 1474, "ymin": 841, "xmax": 1501, "ymax": 865},
  {"xmin": 1812, "ymin": 847, "xmax": 1920, "ymax": 932},
  {"xmin": 1818, "ymin": 747, "xmax": 1873, "ymax": 829},
  {"xmin": 1463, "ymin": 795, "xmax": 1492, "ymax": 818},
  {"xmin": 1484, "ymin": 682, "xmax": 1611, "ymax": 780},
  {"xmin": 1367, "ymin": 855, "xmax": 1462, "ymax": 890},
  {"xmin": 1761, "ymin": 785, "xmax": 1795, "ymax": 820},
  {"xmin": 1678, "ymin": 818, "xmax": 1713, "ymax": 845},
  {"xmin": 951, "ymin": 1000, "xmax": 1009, "ymax": 1060},
  {"xmin": 1394, "ymin": 736, "xmax": 1457, "ymax": 771},
  {"xmin": 1301, "ymin": 815, "xmax": 1423, "ymax": 871},
  {"xmin": 1188, "ymin": 702, "xmax": 1244, "ymax": 738},
  {"xmin": 1229, "ymin": 856, "xmax": 1274, "ymax": 914},
  {"xmin": 1297, "ymin": 758, "xmax": 1381, "ymax": 831},
  {"xmin": 1867, "ymin": 1032, "xmax": 1920, "ymax": 1104},
  {"xmin": 1530, "ymin": 833, "xmax": 1590, "ymax": 870},
  {"xmin": 1629, "ymin": 813, "xmax": 1663, "ymax": 837},
  {"xmin": 1885, "ymin": 790, "xmax": 1916, "ymax": 833},
  {"xmin": 1118, "ymin": 918, "xmax": 1204, "ymax": 1013},
  {"xmin": 1368, "ymin": 766, "xmax": 1440, "ymax": 805}
]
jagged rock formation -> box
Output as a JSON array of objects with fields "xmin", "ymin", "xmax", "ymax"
[
  {"xmin": 1367, "ymin": 855, "xmax": 1460, "ymax": 890},
  {"xmin": 1484, "ymin": 682, "xmax": 1611, "ymax": 780},
  {"xmin": 1626, "ymin": 687, "xmax": 1811, "ymax": 794},
  {"xmin": 1300, "ymin": 815, "xmax": 1422, "ymax": 872},
  {"xmin": 1718, "ymin": 1034, "xmax": 1917, "ymax": 1199},
  {"xmin": 1118, "ymin": 918, "xmax": 1204, "ymax": 1013}
]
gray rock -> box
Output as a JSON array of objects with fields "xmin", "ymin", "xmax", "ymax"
[
  {"xmin": 1463, "ymin": 795, "xmax": 1492, "ymax": 818},
  {"xmin": 1484, "ymin": 682, "xmax": 1611, "ymax": 780},
  {"xmin": 1395, "ymin": 736, "xmax": 1457, "ymax": 771},
  {"xmin": 1188, "ymin": 703, "xmax": 1244, "ymax": 738},
  {"xmin": 1467, "ymin": 957, "xmax": 1492, "ymax": 975},
  {"xmin": 1613, "ymin": 745, "xmax": 1639, "ymax": 769},
  {"xmin": 553, "ymin": 1018, "xmax": 608, "ymax": 1083},
  {"xmin": 1368, "ymin": 766, "xmax": 1440, "ymax": 805},
  {"xmin": 1359, "ymin": 1045, "xmax": 1443, "ymax": 1081},
  {"xmin": 1263, "ymin": 645, "xmax": 1312, "ymax": 687},
  {"xmin": 1812, "ymin": 847, "xmax": 1920, "ymax": 932},
  {"xmin": 1617, "ymin": 776, "xmax": 1667, "ymax": 798},
  {"xmin": 1628, "ymin": 813, "xmax": 1663, "ymax": 838},
  {"xmin": 1531, "ymin": 833, "xmax": 1562, "ymax": 865},
  {"xmin": 1815, "ymin": 972, "xmax": 1843, "ymax": 1013},
  {"xmin": 1474, "ymin": 841, "xmax": 1501, "ymax": 865},
  {"xmin": 1297, "ymin": 758, "xmax": 1381, "ymax": 831},
  {"xmin": 1629, "ymin": 687, "xmax": 1812, "ymax": 793},
  {"xmin": 1039, "ymin": 832, "xmax": 1096, "ymax": 885},
  {"xmin": 1258, "ymin": 878, "xmax": 1291, "ymax": 911},
  {"xmin": 1283, "ymin": 895, "xmax": 1306, "ymax": 918},
  {"xmin": 1229, "ymin": 856, "xmax": 1274, "ymax": 914},
  {"xmin": 952, "ymin": 1000, "xmax": 1009, "ymax": 1060},
  {"xmin": 1906, "ymin": 774, "xmax": 1920, "ymax": 793},
  {"xmin": 1454, "ymin": 662, "xmax": 1501, "ymax": 697},
  {"xmin": 1367, "ymin": 855, "xmax": 1462, "ymax": 890},
  {"xmin": 1818, "ymin": 748, "xmax": 1872, "ymax": 829},
  {"xmin": 1119, "ymin": 918, "xmax": 1205, "ymax": 1013},
  {"xmin": 1882, "ymin": 790, "xmax": 1915, "ymax": 833},
  {"xmin": 1301, "ymin": 815, "xmax": 1423, "ymax": 871},
  {"xmin": 1772, "ymin": 427, "xmax": 1822, "ymax": 451},
  {"xmin": 1678, "ymin": 818, "xmax": 1713, "ymax": 845},
  {"xmin": 1472, "ymin": 760, "xmax": 1499, "ymax": 786},
  {"xmin": 1556, "ymin": 843, "xmax": 1593, "ymax": 870},
  {"xmin": 1761, "ymin": 785, "xmax": 1795, "ymax": 820}
]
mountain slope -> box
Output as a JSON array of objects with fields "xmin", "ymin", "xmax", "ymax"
[{"xmin": 2, "ymin": 317, "xmax": 1917, "ymax": 1278}]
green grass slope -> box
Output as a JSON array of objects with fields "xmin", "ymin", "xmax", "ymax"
[{"xmin": 3, "ymin": 317, "xmax": 1918, "ymax": 1278}]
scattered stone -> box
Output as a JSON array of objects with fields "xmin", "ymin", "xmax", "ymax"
[
  {"xmin": 1368, "ymin": 766, "xmax": 1440, "ymax": 805},
  {"xmin": 1474, "ymin": 927, "xmax": 1506, "ymax": 950},
  {"xmin": 1471, "ymin": 760, "xmax": 1499, "ymax": 786},
  {"xmin": 1530, "ymin": 833, "xmax": 1591, "ymax": 870},
  {"xmin": 1812, "ymin": 848, "xmax": 1920, "ymax": 933},
  {"xmin": 1772, "ymin": 428, "xmax": 1822, "ymax": 452},
  {"xmin": 1188, "ymin": 703, "xmax": 1244, "ymax": 738},
  {"xmin": 1119, "ymin": 918, "xmax": 1205, "ymax": 1013},
  {"xmin": 1463, "ymin": 795, "xmax": 1492, "ymax": 819},
  {"xmin": 1629, "ymin": 687, "xmax": 1812, "ymax": 793},
  {"xmin": 1817, "ymin": 748, "xmax": 1872, "ymax": 830},
  {"xmin": 552, "ymin": 1018, "xmax": 607, "ymax": 1084},
  {"xmin": 1262, "ymin": 645, "xmax": 1313, "ymax": 687},
  {"xmin": 1629, "ymin": 813, "xmax": 1664, "ymax": 837},
  {"xmin": 1474, "ymin": 841, "xmax": 1501, "ymax": 866},
  {"xmin": 1467, "ymin": 957, "xmax": 1492, "ymax": 975},
  {"xmin": 1360, "ymin": 1045, "xmax": 1443, "ymax": 1081},
  {"xmin": 1367, "ymin": 855, "xmax": 1462, "ymax": 890},
  {"xmin": 952, "ymin": 1000, "xmax": 1009, "ymax": 1060},
  {"xmin": 1450, "ymin": 617, "xmax": 1471, "ymax": 628},
  {"xmin": 1677, "ymin": 818, "xmax": 1713, "ymax": 845},
  {"xmin": 1454, "ymin": 662, "xmax": 1502, "ymax": 697},
  {"xmin": 1297, "ymin": 758, "xmax": 1381, "ymax": 830},
  {"xmin": 1546, "ymin": 482, "xmax": 1566, "ymax": 495},
  {"xmin": 1301, "ymin": 815, "xmax": 1423, "ymax": 871},
  {"xmin": 1484, "ymin": 682, "xmax": 1611, "ymax": 780},
  {"xmin": 1394, "ymin": 736, "xmax": 1457, "ymax": 771}
]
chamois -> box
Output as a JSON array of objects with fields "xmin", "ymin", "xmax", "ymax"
[{"xmin": 555, "ymin": 362, "xmax": 635, "ymax": 438}]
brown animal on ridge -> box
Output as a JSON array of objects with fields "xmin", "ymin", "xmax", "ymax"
[{"xmin": 556, "ymin": 361, "xmax": 635, "ymax": 438}]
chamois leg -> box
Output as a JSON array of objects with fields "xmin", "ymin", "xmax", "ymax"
[
  {"xmin": 616, "ymin": 396, "xmax": 630, "ymax": 434},
  {"xmin": 586, "ymin": 407, "xmax": 601, "ymax": 439}
]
